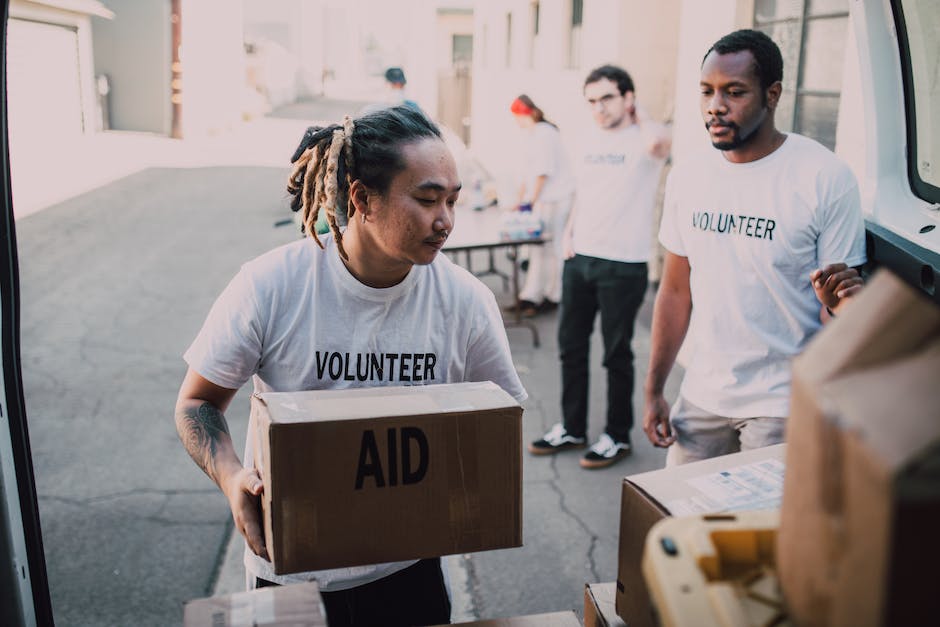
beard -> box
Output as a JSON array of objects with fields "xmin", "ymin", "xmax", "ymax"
[{"xmin": 707, "ymin": 108, "xmax": 767, "ymax": 151}]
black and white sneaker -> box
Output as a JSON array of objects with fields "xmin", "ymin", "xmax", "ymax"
[
  {"xmin": 528, "ymin": 423, "xmax": 586, "ymax": 455},
  {"xmin": 580, "ymin": 433, "xmax": 632, "ymax": 469},
  {"xmin": 538, "ymin": 299, "xmax": 559, "ymax": 313}
]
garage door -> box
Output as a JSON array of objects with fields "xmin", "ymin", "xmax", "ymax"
[{"xmin": 5, "ymin": 18, "xmax": 85, "ymax": 181}]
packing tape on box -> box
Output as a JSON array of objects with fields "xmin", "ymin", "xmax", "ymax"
[
  {"xmin": 448, "ymin": 420, "xmax": 483, "ymax": 541},
  {"xmin": 229, "ymin": 588, "xmax": 276, "ymax": 626}
]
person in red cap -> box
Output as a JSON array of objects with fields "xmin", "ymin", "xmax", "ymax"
[{"xmin": 507, "ymin": 94, "xmax": 574, "ymax": 317}]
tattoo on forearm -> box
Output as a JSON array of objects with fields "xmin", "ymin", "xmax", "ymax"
[{"xmin": 176, "ymin": 402, "xmax": 231, "ymax": 481}]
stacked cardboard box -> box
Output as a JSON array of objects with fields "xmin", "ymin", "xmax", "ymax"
[
  {"xmin": 184, "ymin": 584, "xmax": 580, "ymax": 626},
  {"xmin": 584, "ymin": 582, "xmax": 626, "ymax": 627},
  {"xmin": 250, "ymin": 381, "xmax": 523, "ymax": 575},
  {"xmin": 615, "ymin": 445, "xmax": 786, "ymax": 626},
  {"xmin": 183, "ymin": 582, "xmax": 324, "ymax": 626},
  {"xmin": 777, "ymin": 270, "xmax": 940, "ymax": 625}
]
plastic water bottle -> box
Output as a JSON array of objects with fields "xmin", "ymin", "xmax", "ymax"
[
  {"xmin": 499, "ymin": 206, "xmax": 543, "ymax": 240},
  {"xmin": 470, "ymin": 178, "xmax": 486, "ymax": 211},
  {"xmin": 499, "ymin": 211, "xmax": 525, "ymax": 241},
  {"xmin": 518, "ymin": 205, "xmax": 542, "ymax": 238}
]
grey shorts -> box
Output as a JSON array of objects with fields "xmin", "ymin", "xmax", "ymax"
[{"xmin": 665, "ymin": 395, "xmax": 786, "ymax": 466}]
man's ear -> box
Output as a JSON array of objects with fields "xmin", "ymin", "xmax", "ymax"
[
  {"xmin": 349, "ymin": 179, "xmax": 372, "ymax": 219},
  {"xmin": 623, "ymin": 91, "xmax": 636, "ymax": 117},
  {"xmin": 765, "ymin": 81, "xmax": 782, "ymax": 111}
]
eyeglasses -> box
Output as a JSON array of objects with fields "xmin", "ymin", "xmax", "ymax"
[{"xmin": 586, "ymin": 93, "xmax": 622, "ymax": 107}]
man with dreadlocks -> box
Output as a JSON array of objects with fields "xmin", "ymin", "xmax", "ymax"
[{"xmin": 174, "ymin": 105, "xmax": 526, "ymax": 626}]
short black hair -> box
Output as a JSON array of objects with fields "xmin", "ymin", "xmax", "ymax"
[
  {"xmin": 385, "ymin": 67, "xmax": 406, "ymax": 85},
  {"xmin": 583, "ymin": 64, "xmax": 634, "ymax": 96},
  {"xmin": 703, "ymin": 29, "xmax": 783, "ymax": 91}
]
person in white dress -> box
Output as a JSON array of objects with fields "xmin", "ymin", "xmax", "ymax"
[{"xmin": 507, "ymin": 94, "xmax": 575, "ymax": 317}]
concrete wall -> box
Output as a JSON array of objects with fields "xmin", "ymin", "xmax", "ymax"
[
  {"xmin": 8, "ymin": 0, "xmax": 104, "ymax": 138},
  {"xmin": 92, "ymin": 0, "xmax": 244, "ymax": 137},
  {"xmin": 408, "ymin": 2, "xmax": 440, "ymax": 119},
  {"xmin": 243, "ymin": 0, "xmax": 327, "ymax": 103},
  {"xmin": 470, "ymin": 0, "xmax": 681, "ymax": 204},
  {"xmin": 238, "ymin": 1, "xmax": 474, "ymax": 123},
  {"xmin": 314, "ymin": 0, "xmax": 440, "ymax": 117},
  {"xmin": 181, "ymin": 0, "xmax": 244, "ymax": 137},
  {"xmin": 437, "ymin": 10, "xmax": 474, "ymax": 70},
  {"xmin": 92, "ymin": 0, "xmax": 171, "ymax": 134},
  {"xmin": 669, "ymin": 0, "xmax": 752, "ymax": 169}
]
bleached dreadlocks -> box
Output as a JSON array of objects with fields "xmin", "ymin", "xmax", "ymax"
[{"xmin": 286, "ymin": 105, "xmax": 441, "ymax": 261}]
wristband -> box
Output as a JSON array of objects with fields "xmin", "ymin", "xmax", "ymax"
[{"xmin": 826, "ymin": 306, "xmax": 836, "ymax": 318}]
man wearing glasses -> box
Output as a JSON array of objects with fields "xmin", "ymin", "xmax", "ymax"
[{"xmin": 528, "ymin": 65, "xmax": 671, "ymax": 468}]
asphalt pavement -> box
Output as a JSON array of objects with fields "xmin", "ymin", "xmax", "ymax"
[{"xmin": 14, "ymin": 97, "xmax": 681, "ymax": 625}]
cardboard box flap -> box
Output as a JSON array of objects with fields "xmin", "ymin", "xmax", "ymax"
[
  {"xmin": 584, "ymin": 582, "xmax": 626, "ymax": 627},
  {"xmin": 254, "ymin": 381, "xmax": 520, "ymax": 424},
  {"xmin": 793, "ymin": 270, "xmax": 940, "ymax": 384},
  {"xmin": 626, "ymin": 444, "xmax": 786, "ymax": 514},
  {"xmin": 819, "ymin": 340, "xmax": 940, "ymax": 472}
]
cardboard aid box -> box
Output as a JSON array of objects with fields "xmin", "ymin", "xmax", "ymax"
[
  {"xmin": 777, "ymin": 270, "xmax": 940, "ymax": 626},
  {"xmin": 584, "ymin": 582, "xmax": 626, "ymax": 627},
  {"xmin": 250, "ymin": 381, "xmax": 523, "ymax": 575},
  {"xmin": 183, "ymin": 582, "xmax": 325, "ymax": 626},
  {"xmin": 615, "ymin": 444, "xmax": 786, "ymax": 627}
]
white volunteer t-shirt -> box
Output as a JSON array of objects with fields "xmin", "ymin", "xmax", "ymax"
[
  {"xmin": 571, "ymin": 122, "xmax": 667, "ymax": 262},
  {"xmin": 659, "ymin": 133, "xmax": 866, "ymax": 418},
  {"xmin": 522, "ymin": 121, "xmax": 574, "ymax": 204},
  {"xmin": 184, "ymin": 233, "xmax": 527, "ymax": 591}
]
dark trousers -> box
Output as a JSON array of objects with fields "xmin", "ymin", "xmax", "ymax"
[
  {"xmin": 256, "ymin": 558, "xmax": 451, "ymax": 626},
  {"xmin": 558, "ymin": 255, "xmax": 648, "ymax": 443}
]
